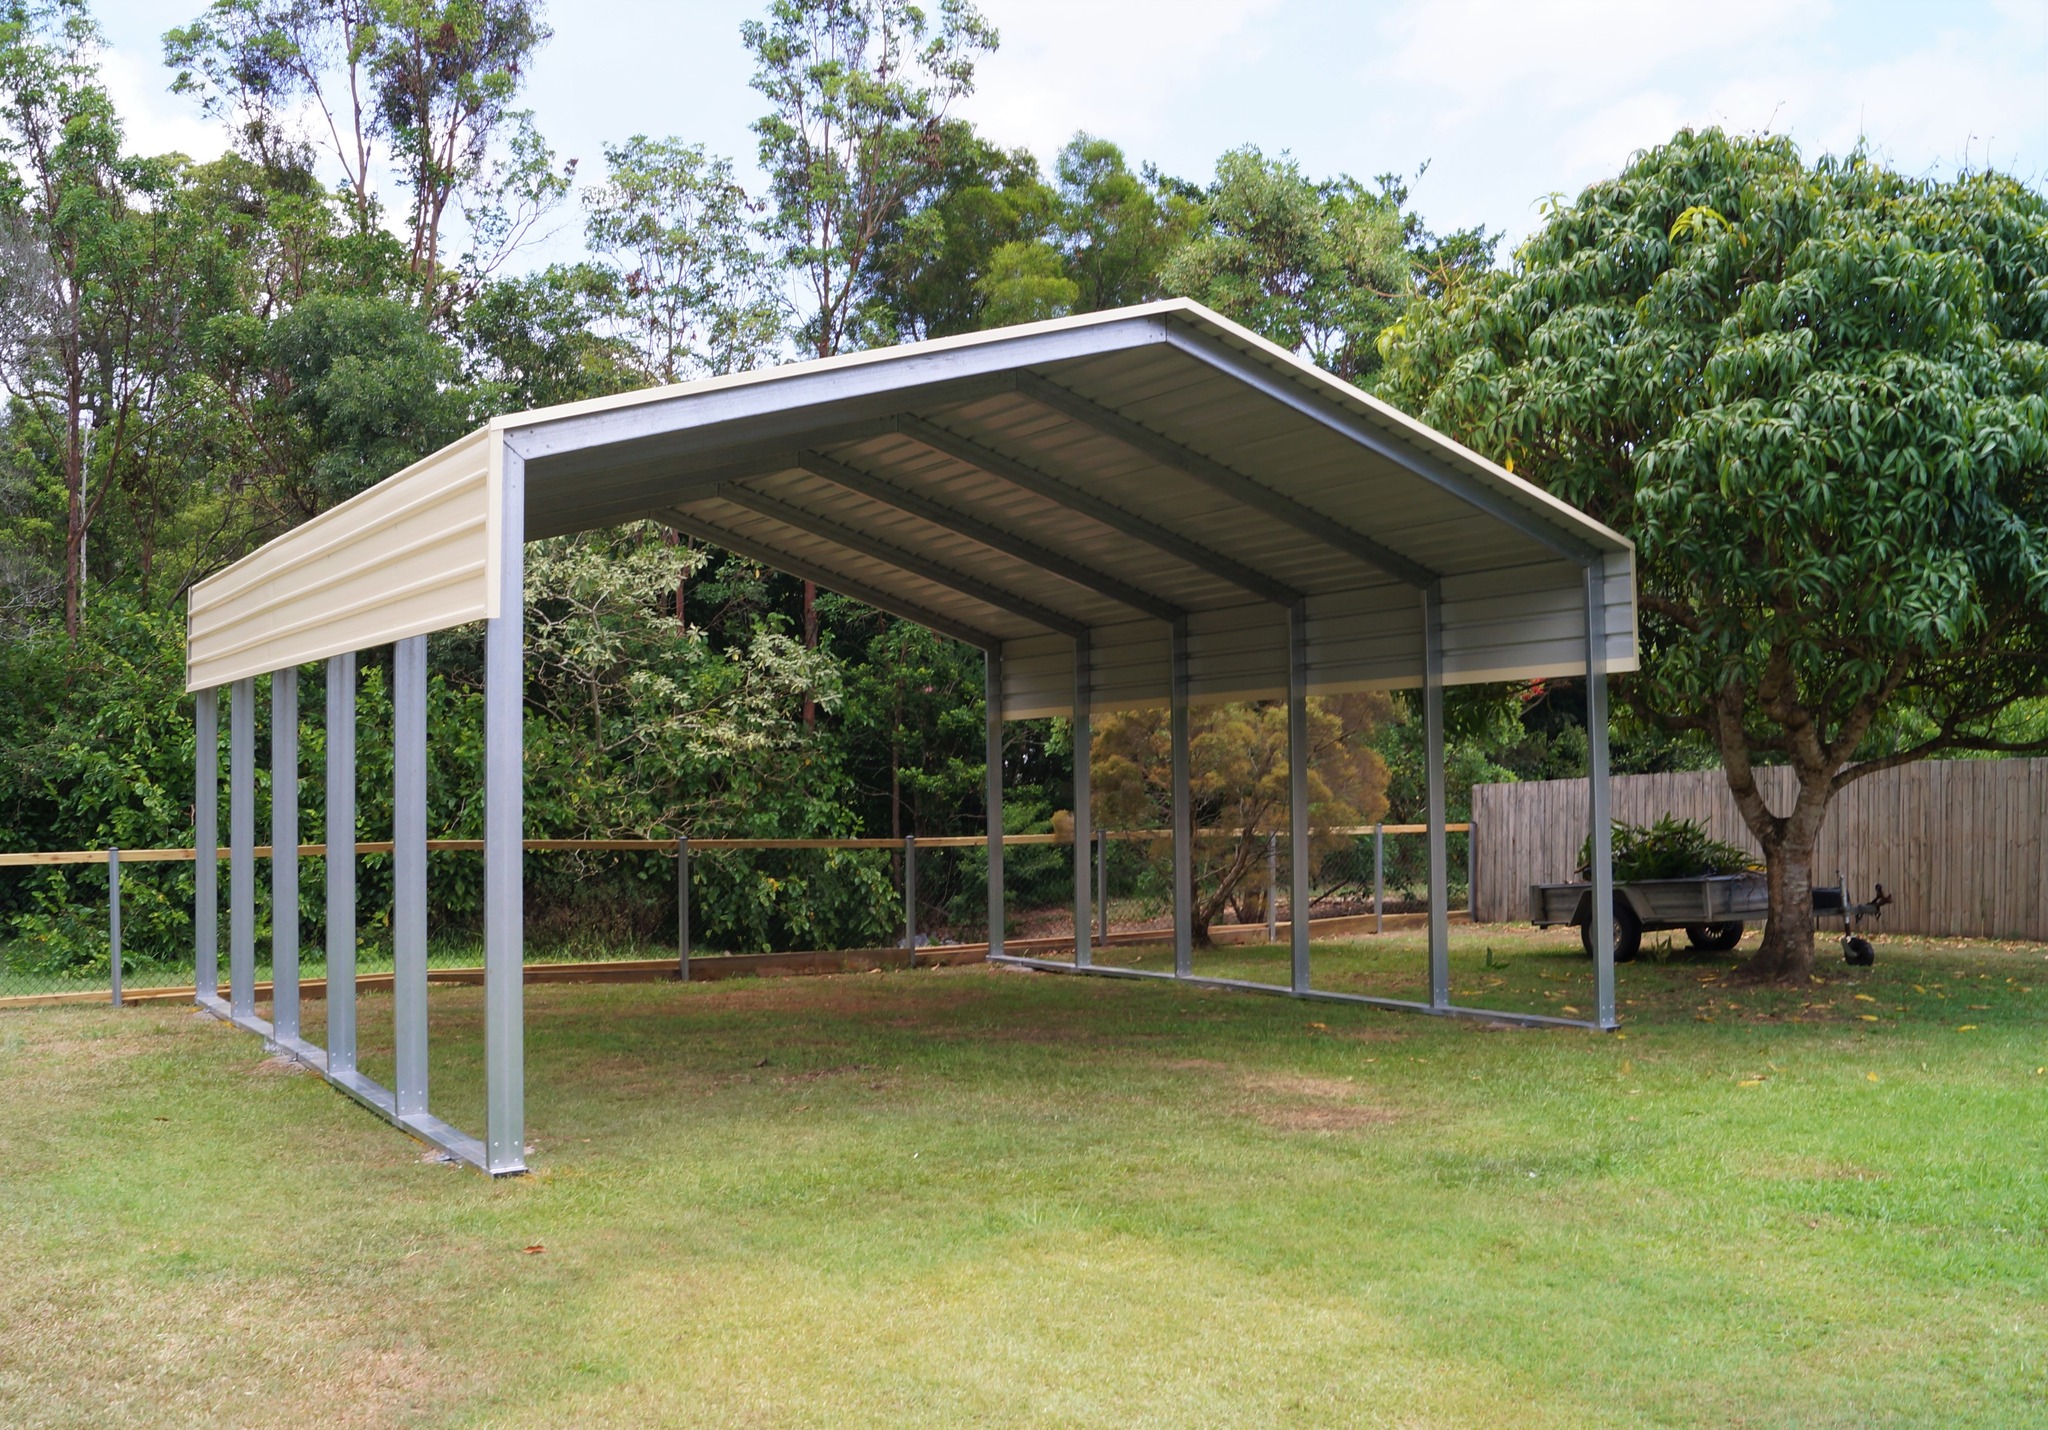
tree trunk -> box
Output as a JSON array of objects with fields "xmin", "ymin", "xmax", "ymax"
[{"xmin": 1746, "ymin": 827, "xmax": 1819, "ymax": 980}]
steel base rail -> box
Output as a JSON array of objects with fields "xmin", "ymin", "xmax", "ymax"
[
  {"xmin": 986, "ymin": 954, "xmax": 1610, "ymax": 1031},
  {"xmin": 195, "ymin": 992, "xmax": 492, "ymax": 1170}
]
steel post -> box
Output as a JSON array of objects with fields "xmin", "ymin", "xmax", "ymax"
[
  {"xmin": 1096, "ymin": 830, "xmax": 1109, "ymax": 942},
  {"xmin": 1585, "ymin": 564, "xmax": 1617, "ymax": 1030},
  {"xmin": 271, "ymin": 667, "xmax": 299, "ymax": 1044},
  {"xmin": 904, "ymin": 833, "xmax": 918, "ymax": 954},
  {"xmin": 392, "ymin": 635, "xmax": 429, "ymax": 1118},
  {"xmin": 1072, "ymin": 630, "xmax": 1092, "ymax": 967},
  {"xmin": 483, "ymin": 443, "xmax": 527, "ymax": 1174},
  {"xmin": 676, "ymin": 835, "xmax": 690, "ymax": 979},
  {"xmin": 326, "ymin": 654, "xmax": 357, "ymax": 1075},
  {"xmin": 194, "ymin": 687, "xmax": 218, "ymax": 1001},
  {"xmin": 1423, "ymin": 586, "xmax": 1450, "ymax": 1007},
  {"xmin": 1169, "ymin": 617, "xmax": 1193, "ymax": 978},
  {"xmin": 985, "ymin": 647, "xmax": 1004, "ymax": 958},
  {"xmin": 107, "ymin": 847, "xmax": 121, "ymax": 1007},
  {"xmin": 229, "ymin": 678, "xmax": 255, "ymax": 1019},
  {"xmin": 1374, "ymin": 822, "xmax": 1384, "ymax": 935},
  {"xmin": 1266, "ymin": 833, "xmax": 1278, "ymax": 943},
  {"xmin": 1287, "ymin": 600, "xmax": 1311, "ymax": 992}
]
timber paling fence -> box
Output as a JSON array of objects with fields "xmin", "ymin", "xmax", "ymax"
[
  {"xmin": 1471, "ymin": 759, "xmax": 2048, "ymax": 942},
  {"xmin": 0, "ymin": 825, "xmax": 1471, "ymax": 1005}
]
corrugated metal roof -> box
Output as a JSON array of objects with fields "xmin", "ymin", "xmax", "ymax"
[{"xmin": 189, "ymin": 299, "xmax": 1635, "ymax": 709}]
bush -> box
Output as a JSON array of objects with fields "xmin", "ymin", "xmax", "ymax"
[{"xmin": 1579, "ymin": 816, "xmax": 1754, "ymax": 883}]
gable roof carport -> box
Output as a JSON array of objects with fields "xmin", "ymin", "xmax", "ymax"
[{"xmin": 183, "ymin": 299, "xmax": 1635, "ymax": 1175}]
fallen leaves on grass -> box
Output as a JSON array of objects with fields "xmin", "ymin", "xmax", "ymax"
[{"xmin": 521, "ymin": 1244, "xmax": 544, "ymax": 1255}]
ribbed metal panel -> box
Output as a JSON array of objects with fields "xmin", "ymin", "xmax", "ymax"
[{"xmin": 194, "ymin": 300, "xmax": 1638, "ymax": 711}]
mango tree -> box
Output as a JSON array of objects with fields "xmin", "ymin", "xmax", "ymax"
[{"xmin": 1378, "ymin": 129, "xmax": 2048, "ymax": 979}]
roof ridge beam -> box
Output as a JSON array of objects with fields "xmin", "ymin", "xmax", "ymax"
[
  {"xmin": 795, "ymin": 450, "xmax": 1186, "ymax": 625},
  {"xmin": 654, "ymin": 506, "xmax": 1002, "ymax": 650},
  {"xmin": 1159, "ymin": 322, "xmax": 1603, "ymax": 564},
  {"xmin": 893, "ymin": 416, "xmax": 1302, "ymax": 607},
  {"xmin": 712, "ymin": 485, "xmax": 1090, "ymax": 639},
  {"xmin": 1015, "ymin": 372, "xmax": 1439, "ymax": 590}
]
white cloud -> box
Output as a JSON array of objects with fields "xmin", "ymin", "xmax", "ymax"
[
  {"xmin": 98, "ymin": 47, "xmax": 225, "ymax": 164},
  {"xmin": 959, "ymin": 0, "xmax": 1283, "ymax": 163}
]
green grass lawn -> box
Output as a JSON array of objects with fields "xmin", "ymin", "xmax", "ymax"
[{"xmin": 1, "ymin": 923, "xmax": 2043, "ymax": 1427}]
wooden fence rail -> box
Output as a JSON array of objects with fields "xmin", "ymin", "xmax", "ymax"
[{"xmin": 1471, "ymin": 759, "xmax": 2048, "ymax": 941}]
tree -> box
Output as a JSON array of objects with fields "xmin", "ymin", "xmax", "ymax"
[
  {"xmin": 1161, "ymin": 147, "xmax": 1413, "ymax": 383},
  {"xmin": 1052, "ymin": 134, "xmax": 1193, "ymax": 313},
  {"xmin": 581, "ymin": 136, "xmax": 783, "ymax": 382},
  {"xmin": 165, "ymin": 0, "xmax": 562, "ymax": 318},
  {"xmin": 744, "ymin": 0, "xmax": 996, "ymax": 359},
  {"xmin": 1378, "ymin": 129, "xmax": 2048, "ymax": 979},
  {"xmin": 0, "ymin": 0, "xmax": 230, "ymax": 636},
  {"xmin": 1090, "ymin": 694, "xmax": 1391, "ymax": 944}
]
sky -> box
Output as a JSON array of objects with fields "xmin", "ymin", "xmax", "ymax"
[{"xmin": 90, "ymin": 0, "xmax": 2048, "ymax": 269}]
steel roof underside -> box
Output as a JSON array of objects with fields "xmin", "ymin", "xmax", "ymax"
[
  {"xmin": 186, "ymin": 300, "xmax": 1635, "ymax": 713},
  {"xmin": 496, "ymin": 301, "xmax": 1635, "ymax": 717}
]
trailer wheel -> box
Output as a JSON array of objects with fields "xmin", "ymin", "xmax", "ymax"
[
  {"xmin": 1579, "ymin": 897, "xmax": 1642, "ymax": 963},
  {"xmin": 1685, "ymin": 922, "xmax": 1744, "ymax": 952}
]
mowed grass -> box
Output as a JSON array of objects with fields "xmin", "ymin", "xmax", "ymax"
[{"xmin": 1, "ymin": 925, "xmax": 2043, "ymax": 1428}]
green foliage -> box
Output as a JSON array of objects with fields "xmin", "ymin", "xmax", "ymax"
[
  {"xmin": 745, "ymin": 0, "xmax": 996, "ymax": 357},
  {"xmin": 1162, "ymin": 148, "xmax": 1413, "ymax": 382},
  {"xmin": 1379, "ymin": 128, "xmax": 2048, "ymax": 971},
  {"xmin": 1577, "ymin": 816, "xmax": 1755, "ymax": 883}
]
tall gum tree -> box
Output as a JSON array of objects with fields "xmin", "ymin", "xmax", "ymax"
[{"xmin": 1377, "ymin": 129, "xmax": 2048, "ymax": 980}]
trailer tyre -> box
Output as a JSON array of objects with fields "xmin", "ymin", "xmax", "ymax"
[
  {"xmin": 1579, "ymin": 897, "xmax": 1642, "ymax": 963},
  {"xmin": 1685, "ymin": 922, "xmax": 1744, "ymax": 952}
]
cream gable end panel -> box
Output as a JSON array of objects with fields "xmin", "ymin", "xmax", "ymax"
[{"xmin": 186, "ymin": 430, "xmax": 498, "ymax": 691}]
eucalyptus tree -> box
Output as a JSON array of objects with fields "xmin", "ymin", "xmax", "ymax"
[
  {"xmin": 1378, "ymin": 129, "xmax": 2048, "ymax": 979},
  {"xmin": 743, "ymin": 0, "xmax": 996, "ymax": 360},
  {"xmin": 581, "ymin": 136, "xmax": 783, "ymax": 382},
  {"xmin": 165, "ymin": 0, "xmax": 563, "ymax": 318}
]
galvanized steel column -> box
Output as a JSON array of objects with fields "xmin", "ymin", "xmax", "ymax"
[
  {"xmin": 326, "ymin": 654, "xmax": 357, "ymax": 1075},
  {"xmin": 1169, "ymin": 617, "xmax": 1192, "ymax": 978},
  {"xmin": 1072, "ymin": 630, "xmax": 1092, "ymax": 967},
  {"xmin": 1373, "ymin": 821, "xmax": 1384, "ymax": 936},
  {"xmin": 1287, "ymin": 600, "xmax": 1311, "ymax": 992},
  {"xmin": 392, "ymin": 635, "xmax": 429, "ymax": 1118},
  {"xmin": 483, "ymin": 442, "xmax": 527, "ymax": 1174},
  {"xmin": 1265, "ymin": 833, "xmax": 1278, "ymax": 944},
  {"xmin": 985, "ymin": 647, "xmax": 1004, "ymax": 958},
  {"xmin": 271, "ymin": 667, "xmax": 300, "ymax": 1043},
  {"xmin": 193, "ymin": 686, "xmax": 218, "ymax": 1002},
  {"xmin": 1096, "ymin": 830, "xmax": 1108, "ymax": 942},
  {"xmin": 1423, "ymin": 587, "xmax": 1450, "ymax": 1008},
  {"xmin": 229, "ymin": 677, "xmax": 255, "ymax": 1019},
  {"xmin": 1585, "ymin": 564, "xmax": 1617, "ymax": 1029}
]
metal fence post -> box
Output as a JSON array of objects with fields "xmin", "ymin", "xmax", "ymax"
[
  {"xmin": 903, "ymin": 832, "xmax": 917, "ymax": 959},
  {"xmin": 107, "ymin": 846, "xmax": 121, "ymax": 1008},
  {"xmin": 677, "ymin": 834, "xmax": 690, "ymax": 980},
  {"xmin": 985, "ymin": 645, "xmax": 1004, "ymax": 959},
  {"xmin": 1374, "ymin": 821, "xmax": 1384, "ymax": 936},
  {"xmin": 1465, "ymin": 821, "xmax": 1476, "ymax": 918},
  {"xmin": 1286, "ymin": 599, "xmax": 1311, "ymax": 993},
  {"xmin": 1097, "ymin": 829, "xmax": 1109, "ymax": 943},
  {"xmin": 1266, "ymin": 832, "xmax": 1278, "ymax": 943}
]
